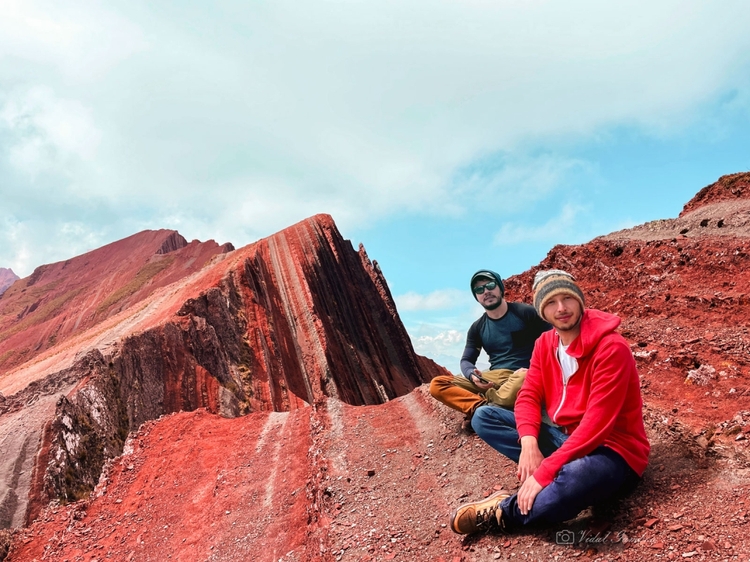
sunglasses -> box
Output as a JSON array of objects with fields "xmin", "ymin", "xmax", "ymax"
[{"xmin": 472, "ymin": 281, "xmax": 498, "ymax": 295}]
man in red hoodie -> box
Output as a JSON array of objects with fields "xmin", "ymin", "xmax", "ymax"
[{"xmin": 450, "ymin": 269, "xmax": 650, "ymax": 536}]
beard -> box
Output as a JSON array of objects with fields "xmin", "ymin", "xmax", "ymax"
[
  {"xmin": 554, "ymin": 317, "xmax": 581, "ymax": 332},
  {"xmin": 481, "ymin": 300, "xmax": 502, "ymax": 311}
]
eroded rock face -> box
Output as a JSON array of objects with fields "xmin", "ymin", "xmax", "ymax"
[{"xmin": 0, "ymin": 215, "xmax": 444, "ymax": 529}]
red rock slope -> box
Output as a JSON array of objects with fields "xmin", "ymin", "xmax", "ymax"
[
  {"xmin": 7, "ymin": 388, "xmax": 749, "ymax": 562},
  {"xmin": 0, "ymin": 230, "xmax": 232, "ymax": 372},
  {"xmin": 680, "ymin": 171, "xmax": 750, "ymax": 216},
  {"xmin": 505, "ymin": 172, "xmax": 750, "ymax": 433},
  {"xmin": 0, "ymin": 215, "xmax": 445, "ymax": 533}
]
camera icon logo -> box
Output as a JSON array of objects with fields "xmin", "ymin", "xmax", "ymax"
[{"xmin": 556, "ymin": 530, "xmax": 576, "ymax": 545}]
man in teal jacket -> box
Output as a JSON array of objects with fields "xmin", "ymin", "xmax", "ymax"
[{"xmin": 429, "ymin": 269, "xmax": 549, "ymax": 429}]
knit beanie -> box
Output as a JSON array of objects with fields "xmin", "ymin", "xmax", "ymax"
[
  {"xmin": 470, "ymin": 269, "xmax": 505, "ymax": 300},
  {"xmin": 532, "ymin": 269, "xmax": 585, "ymax": 321}
]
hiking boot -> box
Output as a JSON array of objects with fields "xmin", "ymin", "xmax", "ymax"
[
  {"xmin": 460, "ymin": 400, "xmax": 487, "ymax": 434},
  {"xmin": 449, "ymin": 491, "xmax": 510, "ymax": 535}
]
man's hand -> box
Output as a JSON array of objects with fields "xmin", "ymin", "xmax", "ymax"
[
  {"xmin": 470, "ymin": 370, "xmax": 495, "ymax": 391},
  {"xmin": 469, "ymin": 369, "xmax": 495, "ymax": 392},
  {"xmin": 517, "ymin": 475, "xmax": 543, "ymax": 515},
  {"xmin": 517, "ymin": 436, "xmax": 544, "ymax": 483}
]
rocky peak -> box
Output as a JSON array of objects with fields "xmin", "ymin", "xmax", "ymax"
[
  {"xmin": 680, "ymin": 171, "xmax": 750, "ymax": 216},
  {"xmin": 0, "ymin": 268, "xmax": 18, "ymax": 297},
  {"xmin": 155, "ymin": 231, "xmax": 189, "ymax": 255}
]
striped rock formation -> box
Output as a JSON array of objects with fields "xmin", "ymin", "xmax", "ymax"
[{"xmin": 0, "ymin": 215, "xmax": 444, "ymax": 532}]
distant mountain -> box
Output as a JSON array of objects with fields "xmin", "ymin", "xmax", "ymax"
[
  {"xmin": 0, "ymin": 268, "xmax": 18, "ymax": 296},
  {"xmin": 0, "ymin": 230, "xmax": 233, "ymax": 372}
]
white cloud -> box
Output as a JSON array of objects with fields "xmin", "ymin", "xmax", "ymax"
[
  {"xmin": 410, "ymin": 326, "xmax": 493, "ymax": 373},
  {"xmin": 1, "ymin": 86, "xmax": 102, "ymax": 176},
  {"xmin": 0, "ymin": 215, "xmax": 108, "ymax": 275},
  {"xmin": 395, "ymin": 289, "xmax": 465, "ymax": 311},
  {"xmin": 0, "ymin": 217, "xmax": 31, "ymax": 275},
  {"xmin": 411, "ymin": 329, "xmax": 465, "ymax": 374},
  {"xmin": 452, "ymin": 154, "xmax": 596, "ymax": 212},
  {"xmin": 493, "ymin": 203, "xmax": 587, "ymax": 246},
  {"xmin": 1, "ymin": 1, "xmax": 750, "ymax": 273},
  {"xmin": 0, "ymin": 0, "xmax": 146, "ymax": 78},
  {"xmin": 415, "ymin": 330, "xmax": 464, "ymax": 348},
  {"xmin": 413, "ymin": 329, "xmax": 464, "ymax": 354}
]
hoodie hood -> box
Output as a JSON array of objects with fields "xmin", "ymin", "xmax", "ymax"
[
  {"xmin": 565, "ymin": 309, "xmax": 621, "ymax": 359},
  {"xmin": 470, "ymin": 269, "xmax": 505, "ymax": 300}
]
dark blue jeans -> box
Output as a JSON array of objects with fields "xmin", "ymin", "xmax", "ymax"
[{"xmin": 472, "ymin": 404, "xmax": 639, "ymax": 529}]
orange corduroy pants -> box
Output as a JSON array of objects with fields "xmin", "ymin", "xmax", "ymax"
[{"xmin": 429, "ymin": 368, "xmax": 528, "ymax": 416}]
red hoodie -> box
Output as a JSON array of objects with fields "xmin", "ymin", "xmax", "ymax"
[{"xmin": 515, "ymin": 309, "xmax": 650, "ymax": 487}]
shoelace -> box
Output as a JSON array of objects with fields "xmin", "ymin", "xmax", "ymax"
[
  {"xmin": 475, "ymin": 505, "xmax": 498, "ymax": 528},
  {"xmin": 477, "ymin": 497, "xmax": 509, "ymax": 531}
]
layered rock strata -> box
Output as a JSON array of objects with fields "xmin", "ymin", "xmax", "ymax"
[{"xmin": 0, "ymin": 215, "xmax": 444, "ymax": 530}]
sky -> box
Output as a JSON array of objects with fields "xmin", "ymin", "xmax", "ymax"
[{"xmin": 2, "ymin": 1, "xmax": 750, "ymax": 372}]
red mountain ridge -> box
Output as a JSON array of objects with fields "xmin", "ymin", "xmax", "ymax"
[{"xmin": 2, "ymin": 174, "xmax": 750, "ymax": 561}]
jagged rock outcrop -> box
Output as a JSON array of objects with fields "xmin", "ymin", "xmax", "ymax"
[
  {"xmin": 0, "ymin": 215, "xmax": 445, "ymax": 531},
  {"xmin": 155, "ymin": 231, "xmax": 188, "ymax": 254},
  {"xmin": 0, "ymin": 269, "xmax": 18, "ymax": 297}
]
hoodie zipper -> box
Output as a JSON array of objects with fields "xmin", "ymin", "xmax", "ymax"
[
  {"xmin": 552, "ymin": 379, "xmax": 567, "ymax": 424},
  {"xmin": 551, "ymin": 337, "xmax": 577, "ymax": 424}
]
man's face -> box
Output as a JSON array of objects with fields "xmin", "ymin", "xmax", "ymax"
[
  {"xmin": 473, "ymin": 278, "xmax": 503, "ymax": 310},
  {"xmin": 542, "ymin": 294, "xmax": 582, "ymax": 332}
]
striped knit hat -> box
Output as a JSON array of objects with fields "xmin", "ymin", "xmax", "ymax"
[{"xmin": 532, "ymin": 269, "xmax": 585, "ymax": 321}]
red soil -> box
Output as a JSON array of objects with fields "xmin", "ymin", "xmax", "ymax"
[
  {"xmin": 7, "ymin": 387, "xmax": 749, "ymax": 562},
  {"xmin": 9, "ymin": 408, "xmax": 316, "ymax": 561}
]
